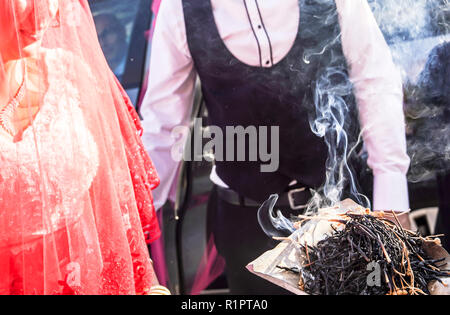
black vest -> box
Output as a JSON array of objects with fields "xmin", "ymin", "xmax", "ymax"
[{"xmin": 182, "ymin": 0, "xmax": 358, "ymax": 202}]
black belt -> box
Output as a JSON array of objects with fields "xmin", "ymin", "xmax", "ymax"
[{"xmin": 217, "ymin": 185, "xmax": 311, "ymax": 210}]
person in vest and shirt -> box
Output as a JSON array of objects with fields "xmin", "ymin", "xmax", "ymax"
[{"xmin": 141, "ymin": 0, "xmax": 411, "ymax": 295}]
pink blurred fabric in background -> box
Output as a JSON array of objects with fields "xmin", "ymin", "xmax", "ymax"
[{"xmin": 146, "ymin": 0, "xmax": 226, "ymax": 294}]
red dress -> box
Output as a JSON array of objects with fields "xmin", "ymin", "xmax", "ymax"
[{"xmin": 0, "ymin": 0, "xmax": 160, "ymax": 295}]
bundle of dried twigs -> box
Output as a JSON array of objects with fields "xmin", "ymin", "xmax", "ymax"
[{"xmin": 279, "ymin": 211, "xmax": 449, "ymax": 295}]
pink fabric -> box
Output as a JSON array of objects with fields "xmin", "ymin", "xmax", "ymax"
[
  {"xmin": 145, "ymin": 0, "xmax": 226, "ymax": 294},
  {"xmin": 137, "ymin": 0, "xmax": 161, "ymax": 110},
  {"xmin": 0, "ymin": 0, "xmax": 160, "ymax": 294},
  {"xmin": 149, "ymin": 210, "xmax": 169, "ymax": 287},
  {"xmin": 151, "ymin": 0, "xmax": 162, "ymax": 33},
  {"xmin": 149, "ymin": 209, "xmax": 226, "ymax": 294},
  {"xmin": 190, "ymin": 236, "xmax": 226, "ymax": 295}
]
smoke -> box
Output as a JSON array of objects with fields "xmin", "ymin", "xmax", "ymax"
[
  {"xmin": 305, "ymin": 0, "xmax": 449, "ymax": 212},
  {"xmin": 369, "ymin": 0, "xmax": 431, "ymax": 42},
  {"xmin": 256, "ymin": 0, "xmax": 448, "ymax": 237},
  {"xmin": 257, "ymin": 194, "xmax": 295, "ymax": 238},
  {"xmin": 405, "ymin": 40, "xmax": 450, "ymax": 182},
  {"xmin": 254, "ymin": 1, "xmax": 448, "ymax": 239},
  {"xmin": 308, "ymin": 66, "xmax": 368, "ymax": 212},
  {"xmin": 302, "ymin": 0, "xmax": 371, "ymax": 213},
  {"xmin": 368, "ymin": 0, "xmax": 450, "ymax": 183}
]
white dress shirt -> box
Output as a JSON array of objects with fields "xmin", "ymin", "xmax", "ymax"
[{"xmin": 141, "ymin": 0, "xmax": 411, "ymax": 211}]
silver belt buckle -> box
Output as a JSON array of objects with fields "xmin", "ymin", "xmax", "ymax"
[{"xmin": 288, "ymin": 187, "xmax": 307, "ymax": 210}]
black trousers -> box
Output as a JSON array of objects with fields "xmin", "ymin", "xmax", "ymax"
[
  {"xmin": 435, "ymin": 172, "xmax": 450, "ymax": 252},
  {"xmin": 207, "ymin": 187, "xmax": 292, "ymax": 295}
]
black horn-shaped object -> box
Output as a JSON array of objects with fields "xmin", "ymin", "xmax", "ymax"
[{"xmin": 257, "ymin": 194, "xmax": 296, "ymax": 238}]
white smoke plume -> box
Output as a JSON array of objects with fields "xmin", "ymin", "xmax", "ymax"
[
  {"xmin": 369, "ymin": 0, "xmax": 449, "ymax": 183},
  {"xmin": 306, "ymin": 0, "xmax": 449, "ymax": 212}
]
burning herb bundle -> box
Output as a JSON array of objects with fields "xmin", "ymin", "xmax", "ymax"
[{"xmin": 282, "ymin": 211, "xmax": 449, "ymax": 295}]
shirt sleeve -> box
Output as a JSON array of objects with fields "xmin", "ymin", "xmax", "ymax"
[
  {"xmin": 336, "ymin": 0, "xmax": 411, "ymax": 211},
  {"xmin": 140, "ymin": 0, "xmax": 196, "ymax": 210}
]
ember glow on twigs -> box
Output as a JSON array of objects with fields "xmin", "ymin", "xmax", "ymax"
[{"xmin": 280, "ymin": 210, "xmax": 449, "ymax": 295}]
